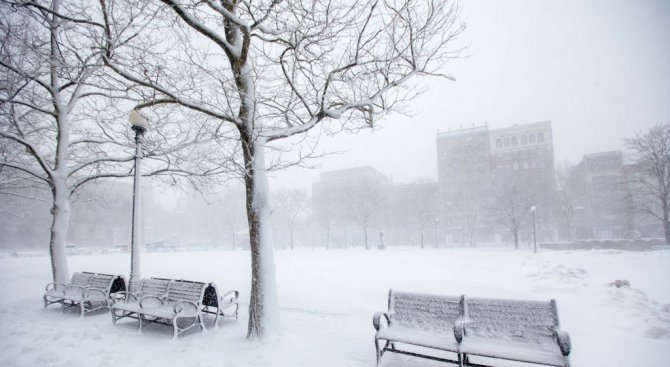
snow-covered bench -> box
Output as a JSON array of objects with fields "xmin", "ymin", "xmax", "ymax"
[
  {"xmin": 111, "ymin": 277, "xmax": 239, "ymax": 338},
  {"xmin": 43, "ymin": 271, "xmax": 127, "ymax": 317},
  {"xmin": 456, "ymin": 297, "xmax": 571, "ymax": 367},
  {"xmin": 372, "ymin": 291, "xmax": 571, "ymax": 367},
  {"xmin": 111, "ymin": 277, "xmax": 173, "ymax": 324},
  {"xmin": 373, "ymin": 290, "xmax": 465, "ymax": 365}
]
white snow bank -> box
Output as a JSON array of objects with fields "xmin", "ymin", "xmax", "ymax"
[{"xmin": 0, "ymin": 248, "xmax": 668, "ymax": 366}]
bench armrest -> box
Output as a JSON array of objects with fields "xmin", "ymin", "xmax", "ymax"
[
  {"xmin": 83, "ymin": 288, "xmax": 107, "ymax": 300},
  {"xmin": 555, "ymin": 330, "xmax": 571, "ymax": 356},
  {"xmin": 139, "ymin": 295, "xmax": 164, "ymax": 308},
  {"xmin": 111, "ymin": 291, "xmax": 138, "ymax": 304},
  {"xmin": 64, "ymin": 285, "xmax": 86, "ymax": 297},
  {"xmin": 373, "ymin": 312, "xmax": 390, "ymax": 331},
  {"xmin": 220, "ymin": 290, "xmax": 239, "ymax": 304},
  {"xmin": 454, "ymin": 320, "xmax": 469, "ymax": 343},
  {"xmin": 45, "ymin": 282, "xmax": 66, "ymax": 293},
  {"xmin": 174, "ymin": 300, "xmax": 200, "ymax": 316}
]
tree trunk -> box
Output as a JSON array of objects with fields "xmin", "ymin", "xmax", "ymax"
[
  {"xmin": 513, "ymin": 230, "xmax": 519, "ymax": 249},
  {"xmin": 364, "ymin": 225, "xmax": 369, "ymax": 250},
  {"xmin": 231, "ymin": 223, "xmax": 236, "ymax": 250},
  {"xmin": 290, "ymin": 225, "xmax": 294, "ymax": 250},
  {"xmin": 242, "ymin": 135, "xmax": 279, "ymax": 340},
  {"xmin": 663, "ymin": 203, "xmax": 670, "ymax": 245},
  {"xmin": 344, "ymin": 224, "xmax": 348, "ymax": 249},
  {"xmin": 49, "ymin": 184, "xmax": 71, "ymax": 283}
]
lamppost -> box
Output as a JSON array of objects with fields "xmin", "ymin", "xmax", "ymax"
[
  {"xmin": 434, "ymin": 217, "xmax": 439, "ymax": 248},
  {"xmin": 530, "ymin": 205, "xmax": 537, "ymax": 254},
  {"xmin": 128, "ymin": 110, "xmax": 148, "ymax": 290}
]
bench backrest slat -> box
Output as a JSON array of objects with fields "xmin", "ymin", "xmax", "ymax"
[
  {"xmin": 465, "ymin": 297, "xmax": 558, "ymax": 342},
  {"xmin": 140, "ymin": 278, "xmax": 172, "ymax": 297},
  {"xmin": 88, "ymin": 274, "xmax": 115, "ymax": 290},
  {"xmin": 389, "ymin": 290, "xmax": 463, "ymax": 333},
  {"xmin": 70, "ymin": 272, "xmax": 94, "ymax": 287},
  {"xmin": 166, "ymin": 280, "xmax": 206, "ymax": 304}
]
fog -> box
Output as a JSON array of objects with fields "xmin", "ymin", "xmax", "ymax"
[
  {"xmin": 270, "ymin": 0, "xmax": 670, "ymax": 188},
  {"xmin": 2, "ymin": 0, "xmax": 669, "ymax": 251}
]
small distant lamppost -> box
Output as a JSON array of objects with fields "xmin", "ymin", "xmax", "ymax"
[
  {"xmin": 128, "ymin": 110, "xmax": 149, "ymax": 290},
  {"xmin": 434, "ymin": 217, "xmax": 439, "ymax": 248},
  {"xmin": 530, "ymin": 205, "xmax": 537, "ymax": 254}
]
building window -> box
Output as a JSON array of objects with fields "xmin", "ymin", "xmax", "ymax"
[
  {"xmin": 538, "ymin": 132, "xmax": 545, "ymax": 143},
  {"xmin": 504, "ymin": 137, "xmax": 510, "ymax": 147},
  {"xmin": 523, "ymin": 161, "xmax": 529, "ymax": 169},
  {"xmin": 529, "ymin": 134, "xmax": 536, "ymax": 144},
  {"xmin": 521, "ymin": 135, "xmax": 528, "ymax": 145},
  {"xmin": 496, "ymin": 138, "xmax": 502, "ymax": 148},
  {"xmin": 513, "ymin": 161, "xmax": 519, "ymax": 170},
  {"xmin": 511, "ymin": 136, "xmax": 518, "ymax": 146}
]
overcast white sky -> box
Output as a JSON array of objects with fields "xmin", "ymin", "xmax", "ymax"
[{"xmin": 268, "ymin": 0, "xmax": 670, "ymax": 189}]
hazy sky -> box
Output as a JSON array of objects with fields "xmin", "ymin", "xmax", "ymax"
[{"xmin": 269, "ymin": 0, "xmax": 670, "ymax": 189}]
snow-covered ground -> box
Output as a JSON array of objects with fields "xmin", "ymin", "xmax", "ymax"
[{"xmin": 1, "ymin": 248, "xmax": 669, "ymax": 367}]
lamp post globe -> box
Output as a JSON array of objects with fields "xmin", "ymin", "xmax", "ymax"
[{"xmin": 128, "ymin": 110, "xmax": 148, "ymax": 290}]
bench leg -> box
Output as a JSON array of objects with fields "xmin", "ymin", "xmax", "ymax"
[
  {"xmin": 374, "ymin": 338, "xmax": 382, "ymax": 366},
  {"xmin": 172, "ymin": 318, "xmax": 180, "ymax": 339},
  {"xmin": 199, "ymin": 314, "xmax": 206, "ymax": 332}
]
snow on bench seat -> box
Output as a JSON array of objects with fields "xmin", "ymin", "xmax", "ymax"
[{"xmin": 459, "ymin": 337, "xmax": 564, "ymax": 367}]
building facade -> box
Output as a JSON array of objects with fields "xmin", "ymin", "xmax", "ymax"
[
  {"xmin": 569, "ymin": 151, "xmax": 634, "ymax": 240},
  {"xmin": 436, "ymin": 121, "xmax": 557, "ymax": 245}
]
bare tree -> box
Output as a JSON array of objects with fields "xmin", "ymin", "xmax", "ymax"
[
  {"xmin": 0, "ymin": 1, "xmax": 230, "ymax": 283},
  {"xmin": 274, "ymin": 187, "xmax": 308, "ymax": 250},
  {"xmin": 452, "ymin": 188, "xmax": 484, "ymax": 247},
  {"xmin": 101, "ymin": 0, "xmax": 465, "ymax": 338},
  {"xmin": 625, "ymin": 123, "xmax": 670, "ymax": 244},
  {"xmin": 490, "ymin": 180, "xmax": 533, "ymax": 249},
  {"xmin": 218, "ymin": 184, "xmax": 247, "ymax": 250},
  {"xmin": 313, "ymin": 189, "xmax": 335, "ymax": 249},
  {"xmin": 347, "ymin": 176, "xmax": 387, "ymax": 250}
]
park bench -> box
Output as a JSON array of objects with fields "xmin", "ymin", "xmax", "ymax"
[
  {"xmin": 372, "ymin": 291, "xmax": 571, "ymax": 367},
  {"xmin": 43, "ymin": 271, "xmax": 126, "ymax": 317},
  {"xmin": 455, "ymin": 297, "xmax": 571, "ymax": 367},
  {"xmin": 111, "ymin": 277, "xmax": 239, "ymax": 338},
  {"xmin": 110, "ymin": 277, "xmax": 173, "ymax": 324},
  {"xmin": 373, "ymin": 290, "xmax": 465, "ymax": 365}
]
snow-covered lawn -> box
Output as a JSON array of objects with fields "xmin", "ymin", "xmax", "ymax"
[{"xmin": 1, "ymin": 248, "xmax": 668, "ymax": 367}]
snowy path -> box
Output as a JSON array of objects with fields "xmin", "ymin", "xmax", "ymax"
[{"xmin": 0, "ymin": 249, "xmax": 668, "ymax": 366}]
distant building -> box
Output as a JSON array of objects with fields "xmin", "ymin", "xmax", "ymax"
[
  {"xmin": 312, "ymin": 166, "xmax": 389, "ymax": 248},
  {"xmin": 436, "ymin": 121, "xmax": 557, "ymax": 245},
  {"xmin": 569, "ymin": 151, "xmax": 634, "ymax": 240},
  {"xmin": 385, "ymin": 181, "xmax": 439, "ymax": 247}
]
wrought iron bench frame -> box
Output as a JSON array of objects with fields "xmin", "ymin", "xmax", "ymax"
[
  {"xmin": 44, "ymin": 271, "xmax": 127, "ymax": 317},
  {"xmin": 455, "ymin": 297, "xmax": 571, "ymax": 367},
  {"xmin": 111, "ymin": 277, "xmax": 239, "ymax": 339},
  {"xmin": 373, "ymin": 290, "xmax": 465, "ymax": 366},
  {"xmin": 110, "ymin": 277, "xmax": 173, "ymax": 324},
  {"xmin": 372, "ymin": 290, "xmax": 572, "ymax": 367}
]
